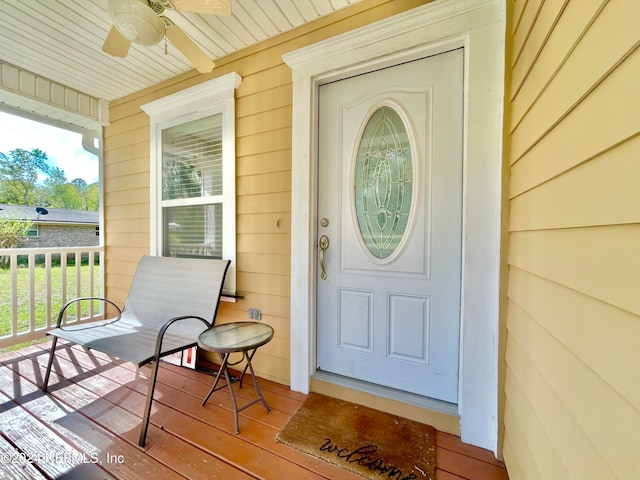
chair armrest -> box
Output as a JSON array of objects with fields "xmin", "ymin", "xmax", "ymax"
[
  {"xmin": 152, "ymin": 315, "xmax": 213, "ymax": 360},
  {"xmin": 55, "ymin": 297, "xmax": 122, "ymax": 328}
]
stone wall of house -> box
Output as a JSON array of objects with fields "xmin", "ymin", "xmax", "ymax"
[{"xmin": 19, "ymin": 224, "xmax": 99, "ymax": 248}]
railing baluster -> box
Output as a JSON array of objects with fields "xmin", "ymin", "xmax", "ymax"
[
  {"xmin": 89, "ymin": 251, "xmax": 95, "ymax": 319},
  {"xmin": 45, "ymin": 252, "xmax": 52, "ymax": 330},
  {"xmin": 75, "ymin": 251, "xmax": 81, "ymax": 322},
  {"xmin": 60, "ymin": 251, "xmax": 67, "ymax": 323},
  {"xmin": 10, "ymin": 254, "xmax": 17, "ymax": 337},
  {"xmin": 28, "ymin": 253, "xmax": 35, "ymax": 334}
]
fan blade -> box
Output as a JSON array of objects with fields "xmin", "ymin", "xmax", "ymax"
[
  {"xmin": 102, "ymin": 25, "xmax": 131, "ymax": 57},
  {"xmin": 170, "ymin": 0, "xmax": 231, "ymax": 16},
  {"xmin": 165, "ymin": 25, "xmax": 215, "ymax": 73}
]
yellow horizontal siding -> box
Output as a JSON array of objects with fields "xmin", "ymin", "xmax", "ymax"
[
  {"xmin": 236, "ymin": 84, "xmax": 292, "ymax": 118},
  {"xmin": 104, "ymin": 111, "xmax": 149, "ymax": 137},
  {"xmin": 250, "ymin": 351, "xmax": 290, "ymax": 385},
  {"xmin": 508, "ymin": 304, "xmax": 640, "ymax": 478},
  {"xmin": 237, "ymin": 192, "xmax": 291, "ymax": 214},
  {"xmin": 104, "ymin": 187, "xmax": 149, "ymax": 207},
  {"xmin": 237, "ymin": 171, "xmax": 291, "ymax": 195},
  {"xmin": 237, "ymin": 213, "xmax": 290, "ymax": 234},
  {"xmin": 104, "ymin": 125, "xmax": 149, "ymax": 151},
  {"xmin": 230, "ymin": 292, "xmax": 291, "ymax": 320},
  {"xmin": 504, "ymin": 0, "xmax": 640, "ymax": 478},
  {"xmin": 508, "ymin": 268, "xmax": 640, "ymax": 412},
  {"xmin": 237, "ymin": 252, "xmax": 291, "ymax": 277},
  {"xmin": 103, "ymin": 247, "xmax": 148, "ymax": 264},
  {"xmin": 503, "ymin": 376, "xmax": 566, "ymax": 479},
  {"xmin": 237, "ymin": 105, "xmax": 292, "ymax": 138},
  {"xmin": 236, "ymin": 127, "xmax": 292, "ymax": 157},
  {"xmin": 511, "ymin": 0, "xmax": 527, "ymax": 35},
  {"xmin": 510, "ymin": 0, "xmax": 605, "ymax": 110},
  {"xmin": 511, "ymin": 0, "xmax": 640, "ymax": 162},
  {"xmin": 237, "ymin": 151, "xmax": 291, "ymax": 177},
  {"xmin": 105, "ymin": 172, "xmax": 148, "ymax": 193},
  {"xmin": 104, "ymin": 203, "xmax": 149, "ymax": 222},
  {"xmin": 237, "ymin": 64, "xmax": 292, "ymax": 97},
  {"xmin": 104, "ymin": 142, "xmax": 149, "ymax": 166},
  {"xmin": 106, "ymin": 232, "xmax": 149, "ymax": 248},
  {"xmin": 509, "ymin": 226, "xmax": 640, "ymax": 315},
  {"xmin": 104, "ymin": 159, "xmax": 149, "ymax": 181},
  {"xmin": 237, "ymin": 272, "xmax": 290, "ymax": 297},
  {"xmin": 510, "ymin": 0, "xmax": 568, "ymax": 98},
  {"xmin": 511, "ymin": 0, "xmax": 543, "ymax": 66},
  {"xmin": 510, "ymin": 44, "xmax": 640, "ymax": 196},
  {"xmin": 215, "ymin": 308, "xmax": 289, "ymax": 338},
  {"xmin": 105, "ymin": 219, "xmax": 149, "ymax": 236},
  {"xmin": 237, "ymin": 233, "xmax": 290, "ymax": 255},
  {"xmin": 105, "ymin": 256, "xmax": 136, "ymax": 272},
  {"xmin": 509, "ymin": 136, "xmax": 640, "ymax": 230},
  {"xmin": 504, "ymin": 342, "xmax": 614, "ymax": 479}
]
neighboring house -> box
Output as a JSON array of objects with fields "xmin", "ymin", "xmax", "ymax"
[
  {"xmin": 1, "ymin": 1, "xmax": 638, "ymax": 478},
  {"xmin": 0, "ymin": 204, "xmax": 99, "ymax": 248}
]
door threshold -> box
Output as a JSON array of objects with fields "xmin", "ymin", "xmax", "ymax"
[{"xmin": 311, "ymin": 371, "xmax": 460, "ymax": 435}]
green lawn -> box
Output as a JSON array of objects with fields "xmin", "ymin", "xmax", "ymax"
[{"xmin": 0, "ymin": 264, "xmax": 100, "ymax": 338}]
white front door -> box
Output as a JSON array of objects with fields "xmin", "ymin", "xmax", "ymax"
[{"xmin": 316, "ymin": 49, "xmax": 464, "ymax": 403}]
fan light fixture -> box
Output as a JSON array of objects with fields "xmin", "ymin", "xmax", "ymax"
[
  {"xmin": 102, "ymin": 0, "xmax": 230, "ymax": 72},
  {"xmin": 108, "ymin": 0, "xmax": 165, "ymax": 46}
]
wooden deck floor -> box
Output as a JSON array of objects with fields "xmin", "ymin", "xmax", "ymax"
[{"xmin": 0, "ymin": 341, "xmax": 508, "ymax": 479}]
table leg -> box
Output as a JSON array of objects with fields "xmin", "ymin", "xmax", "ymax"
[
  {"xmin": 243, "ymin": 350, "xmax": 272, "ymax": 414},
  {"xmin": 201, "ymin": 348, "xmax": 271, "ymax": 435},
  {"xmin": 239, "ymin": 347, "xmax": 259, "ymax": 389},
  {"xmin": 201, "ymin": 352, "xmax": 230, "ymax": 406},
  {"xmin": 222, "ymin": 356, "xmax": 241, "ymax": 434}
]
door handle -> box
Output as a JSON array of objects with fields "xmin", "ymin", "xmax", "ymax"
[{"xmin": 319, "ymin": 235, "xmax": 330, "ymax": 280}]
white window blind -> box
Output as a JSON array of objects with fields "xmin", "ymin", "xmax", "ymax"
[
  {"xmin": 162, "ymin": 114, "xmax": 222, "ymax": 200},
  {"xmin": 161, "ymin": 114, "xmax": 223, "ymax": 258}
]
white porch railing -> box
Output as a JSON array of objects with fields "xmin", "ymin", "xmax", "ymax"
[{"xmin": 0, "ymin": 246, "xmax": 104, "ymax": 349}]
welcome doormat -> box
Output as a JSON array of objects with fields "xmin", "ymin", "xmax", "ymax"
[{"xmin": 276, "ymin": 393, "xmax": 436, "ymax": 480}]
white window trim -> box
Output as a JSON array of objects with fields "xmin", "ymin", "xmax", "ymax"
[{"xmin": 141, "ymin": 72, "xmax": 241, "ymax": 297}]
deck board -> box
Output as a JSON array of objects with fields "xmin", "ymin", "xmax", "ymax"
[{"xmin": 0, "ymin": 341, "xmax": 508, "ymax": 479}]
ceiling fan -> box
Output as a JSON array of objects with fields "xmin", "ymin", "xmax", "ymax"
[{"xmin": 102, "ymin": 0, "xmax": 231, "ymax": 73}]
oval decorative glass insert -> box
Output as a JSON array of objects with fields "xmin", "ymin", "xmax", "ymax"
[{"xmin": 354, "ymin": 105, "xmax": 413, "ymax": 259}]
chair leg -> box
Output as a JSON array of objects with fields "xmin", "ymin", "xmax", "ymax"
[
  {"xmin": 138, "ymin": 360, "xmax": 161, "ymax": 447},
  {"xmin": 42, "ymin": 337, "xmax": 58, "ymax": 392}
]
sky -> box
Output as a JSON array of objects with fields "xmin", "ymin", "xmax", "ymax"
[{"xmin": 0, "ymin": 110, "xmax": 99, "ymax": 184}]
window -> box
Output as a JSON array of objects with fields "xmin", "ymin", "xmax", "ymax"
[
  {"xmin": 26, "ymin": 224, "xmax": 39, "ymax": 237},
  {"xmin": 141, "ymin": 72, "xmax": 241, "ymax": 296},
  {"xmin": 354, "ymin": 105, "xmax": 414, "ymax": 261}
]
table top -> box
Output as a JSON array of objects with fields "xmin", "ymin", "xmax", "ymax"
[{"xmin": 198, "ymin": 321, "xmax": 274, "ymax": 353}]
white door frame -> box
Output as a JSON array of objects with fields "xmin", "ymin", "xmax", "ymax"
[{"xmin": 283, "ymin": 0, "xmax": 505, "ymax": 453}]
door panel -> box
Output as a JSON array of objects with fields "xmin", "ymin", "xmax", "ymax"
[{"xmin": 317, "ymin": 49, "xmax": 464, "ymax": 403}]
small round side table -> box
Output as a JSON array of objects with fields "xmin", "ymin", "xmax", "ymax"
[{"xmin": 198, "ymin": 321, "xmax": 274, "ymax": 433}]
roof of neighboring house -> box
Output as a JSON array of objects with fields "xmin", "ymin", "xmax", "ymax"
[{"xmin": 0, "ymin": 204, "xmax": 98, "ymax": 225}]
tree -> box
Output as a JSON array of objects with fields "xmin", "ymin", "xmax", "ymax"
[
  {"xmin": 0, "ymin": 215, "xmax": 31, "ymax": 248},
  {"xmin": 0, "ymin": 149, "xmax": 51, "ymax": 205},
  {"xmin": 84, "ymin": 183, "xmax": 99, "ymax": 211},
  {"xmin": 0, "ymin": 148, "xmax": 98, "ymax": 211},
  {"xmin": 42, "ymin": 167, "xmax": 79, "ymax": 209}
]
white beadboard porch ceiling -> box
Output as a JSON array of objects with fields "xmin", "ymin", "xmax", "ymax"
[{"xmin": 0, "ymin": 0, "xmax": 363, "ymax": 103}]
